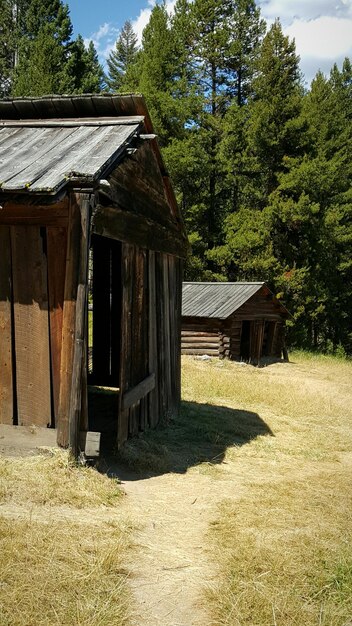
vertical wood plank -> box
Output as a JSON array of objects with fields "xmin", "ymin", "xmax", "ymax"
[
  {"xmin": 155, "ymin": 253, "xmax": 166, "ymax": 420},
  {"xmin": 47, "ymin": 227, "xmax": 68, "ymax": 426},
  {"xmin": 69, "ymin": 195, "xmax": 90, "ymax": 457},
  {"xmin": 57, "ymin": 193, "xmax": 90, "ymax": 449},
  {"xmin": 0, "ymin": 226, "xmax": 14, "ymax": 424},
  {"xmin": 130, "ymin": 246, "xmax": 144, "ymax": 436},
  {"xmin": 163, "ymin": 254, "xmax": 172, "ymax": 419},
  {"xmin": 117, "ymin": 243, "xmax": 134, "ymax": 448},
  {"xmin": 176, "ymin": 258, "xmax": 183, "ymax": 408},
  {"xmin": 148, "ymin": 251, "xmax": 159, "ymax": 427},
  {"xmin": 11, "ymin": 226, "xmax": 51, "ymax": 427}
]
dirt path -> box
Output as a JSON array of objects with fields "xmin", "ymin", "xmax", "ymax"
[{"xmin": 121, "ymin": 471, "xmax": 220, "ymax": 626}]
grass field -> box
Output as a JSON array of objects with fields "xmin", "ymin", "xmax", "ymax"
[
  {"xmin": 0, "ymin": 351, "xmax": 351, "ymax": 625},
  {"xmin": 186, "ymin": 351, "xmax": 352, "ymax": 626},
  {"xmin": 0, "ymin": 451, "xmax": 131, "ymax": 626}
]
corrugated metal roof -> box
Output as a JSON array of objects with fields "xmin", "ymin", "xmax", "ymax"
[
  {"xmin": 182, "ymin": 282, "xmax": 266, "ymax": 319},
  {"xmin": 0, "ymin": 120, "xmax": 140, "ymax": 193}
]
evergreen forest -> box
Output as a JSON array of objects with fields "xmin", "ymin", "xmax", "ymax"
[{"xmin": 1, "ymin": 0, "xmax": 351, "ymax": 355}]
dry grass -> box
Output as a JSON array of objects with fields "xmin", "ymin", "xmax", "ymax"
[
  {"xmin": 0, "ymin": 517, "xmax": 131, "ymax": 626},
  {"xmin": 0, "ymin": 449, "xmax": 123, "ymax": 507},
  {"xmin": 181, "ymin": 352, "xmax": 352, "ymax": 626},
  {"xmin": 0, "ymin": 450, "xmax": 131, "ymax": 626}
]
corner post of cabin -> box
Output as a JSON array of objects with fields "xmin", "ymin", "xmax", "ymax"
[{"xmin": 57, "ymin": 191, "xmax": 91, "ymax": 456}]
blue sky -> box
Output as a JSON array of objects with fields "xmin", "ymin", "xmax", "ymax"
[{"xmin": 67, "ymin": 0, "xmax": 352, "ymax": 85}]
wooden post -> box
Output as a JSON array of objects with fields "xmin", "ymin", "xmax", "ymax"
[
  {"xmin": 0, "ymin": 226, "xmax": 13, "ymax": 425},
  {"xmin": 57, "ymin": 192, "xmax": 90, "ymax": 451}
]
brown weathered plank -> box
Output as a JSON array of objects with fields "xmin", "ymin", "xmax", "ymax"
[
  {"xmin": 117, "ymin": 243, "xmax": 134, "ymax": 447},
  {"xmin": 11, "ymin": 226, "xmax": 51, "ymax": 427},
  {"xmin": 93, "ymin": 205, "xmax": 188, "ymax": 258},
  {"xmin": 155, "ymin": 253, "xmax": 166, "ymax": 419},
  {"xmin": 122, "ymin": 373, "xmax": 155, "ymax": 412},
  {"xmin": 57, "ymin": 193, "xmax": 90, "ymax": 448},
  {"xmin": 0, "ymin": 226, "xmax": 14, "ymax": 424},
  {"xmin": 148, "ymin": 251, "xmax": 159, "ymax": 428},
  {"xmin": 0, "ymin": 200, "xmax": 69, "ymax": 226},
  {"xmin": 128, "ymin": 246, "xmax": 144, "ymax": 436},
  {"xmin": 47, "ymin": 227, "xmax": 68, "ymax": 425},
  {"xmin": 162, "ymin": 255, "xmax": 172, "ymax": 418},
  {"xmin": 68, "ymin": 194, "xmax": 90, "ymax": 457},
  {"xmin": 182, "ymin": 348, "xmax": 219, "ymax": 356}
]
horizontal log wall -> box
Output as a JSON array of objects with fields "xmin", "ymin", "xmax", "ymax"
[{"xmin": 181, "ymin": 317, "xmax": 222, "ymax": 357}]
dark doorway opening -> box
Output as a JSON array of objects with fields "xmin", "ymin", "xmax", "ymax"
[
  {"xmin": 262, "ymin": 321, "xmax": 277, "ymax": 357},
  {"xmin": 88, "ymin": 234, "xmax": 122, "ymax": 444},
  {"xmin": 240, "ymin": 320, "xmax": 251, "ymax": 361}
]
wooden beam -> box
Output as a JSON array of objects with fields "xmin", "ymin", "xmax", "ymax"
[
  {"xmin": 57, "ymin": 192, "xmax": 90, "ymax": 449},
  {"xmin": 0, "ymin": 226, "xmax": 13, "ymax": 424},
  {"xmin": 122, "ymin": 373, "xmax": 155, "ymax": 412},
  {"xmin": 92, "ymin": 205, "xmax": 188, "ymax": 258},
  {"xmin": 0, "ymin": 200, "xmax": 69, "ymax": 226}
]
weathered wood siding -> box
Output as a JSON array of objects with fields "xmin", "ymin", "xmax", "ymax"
[
  {"xmin": 0, "ymin": 201, "xmax": 69, "ymax": 429},
  {"xmin": 118, "ymin": 245, "xmax": 182, "ymax": 447}
]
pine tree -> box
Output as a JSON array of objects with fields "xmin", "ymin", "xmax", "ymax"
[
  {"xmin": 0, "ymin": 0, "xmax": 15, "ymax": 96},
  {"xmin": 0, "ymin": 0, "xmax": 31, "ymax": 96},
  {"xmin": 106, "ymin": 20, "xmax": 138, "ymax": 92},
  {"xmin": 68, "ymin": 35, "xmax": 105, "ymax": 93},
  {"xmin": 12, "ymin": 0, "xmax": 74, "ymax": 96},
  {"xmin": 133, "ymin": 3, "xmax": 186, "ymax": 144},
  {"xmin": 174, "ymin": 0, "xmax": 264, "ymax": 268}
]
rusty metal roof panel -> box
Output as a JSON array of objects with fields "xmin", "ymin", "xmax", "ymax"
[
  {"xmin": 0, "ymin": 121, "xmax": 140, "ymax": 193},
  {"xmin": 182, "ymin": 282, "xmax": 266, "ymax": 319}
]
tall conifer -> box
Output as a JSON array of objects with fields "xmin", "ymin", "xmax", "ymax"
[{"xmin": 106, "ymin": 20, "xmax": 138, "ymax": 91}]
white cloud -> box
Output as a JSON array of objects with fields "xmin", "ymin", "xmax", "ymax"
[
  {"xmin": 84, "ymin": 22, "xmax": 120, "ymax": 59},
  {"xmin": 132, "ymin": 0, "xmax": 177, "ymax": 44},
  {"xmin": 258, "ymin": 1, "xmax": 352, "ymax": 82},
  {"xmin": 259, "ymin": 0, "xmax": 352, "ymax": 25},
  {"xmin": 286, "ymin": 16, "xmax": 352, "ymax": 60}
]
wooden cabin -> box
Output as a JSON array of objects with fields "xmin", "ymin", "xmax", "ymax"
[
  {"xmin": 182, "ymin": 282, "xmax": 290, "ymax": 363},
  {"xmin": 0, "ymin": 94, "xmax": 188, "ymax": 454}
]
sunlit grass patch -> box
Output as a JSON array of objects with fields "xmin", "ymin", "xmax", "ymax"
[
  {"xmin": 0, "ymin": 449, "xmax": 123, "ymax": 507},
  {"xmin": 189, "ymin": 351, "xmax": 352, "ymax": 625},
  {"xmin": 208, "ymin": 469, "xmax": 352, "ymax": 626},
  {"xmin": 0, "ymin": 516, "xmax": 131, "ymax": 626}
]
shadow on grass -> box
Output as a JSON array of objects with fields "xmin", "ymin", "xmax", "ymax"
[{"xmin": 98, "ymin": 400, "xmax": 273, "ymax": 480}]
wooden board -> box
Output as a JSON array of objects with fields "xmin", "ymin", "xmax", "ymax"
[
  {"xmin": 57, "ymin": 195, "xmax": 86, "ymax": 447},
  {"xmin": 0, "ymin": 226, "xmax": 14, "ymax": 424},
  {"xmin": 11, "ymin": 226, "xmax": 52, "ymax": 427},
  {"xmin": 47, "ymin": 227, "xmax": 68, "ymax": 425},
  {"xmin": 117, "ymin": 243, "xmax": 134, "ymax": 447},
  {"xmin": 148, "ymin": 251, "xmax": 159, "ymax": 428}
]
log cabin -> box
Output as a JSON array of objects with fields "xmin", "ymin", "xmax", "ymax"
[
  {"xmin": 182, "ymin": 282, "xmax": 290, "ymax": 364},
  {"xmin": 0, "ymin": 94, "xmax": 188, "ymax": 455}
]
